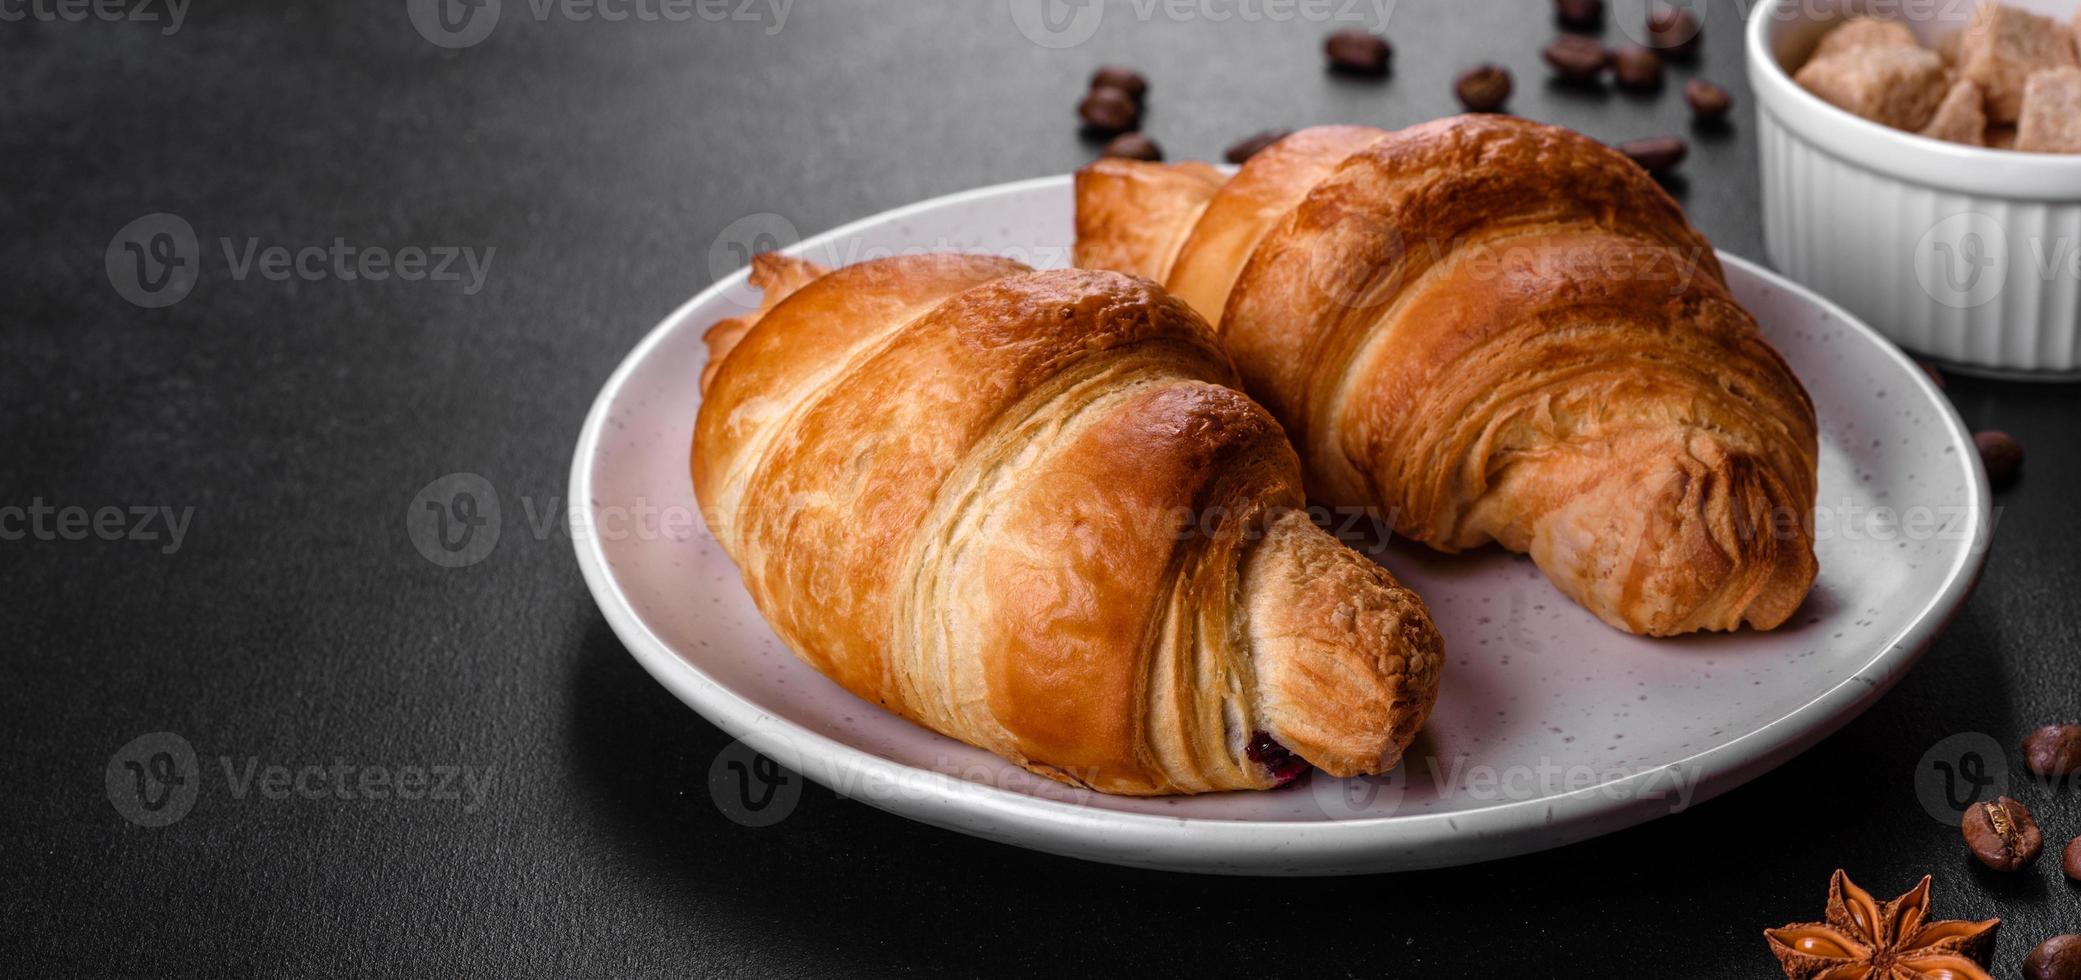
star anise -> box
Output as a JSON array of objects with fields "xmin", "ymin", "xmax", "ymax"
[{"xmin": 1765, "ymin": 870, "xmax": 1999, "ymax": 980}]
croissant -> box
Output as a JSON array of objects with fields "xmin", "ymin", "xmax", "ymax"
[
  {"xmin": 693, "ymin": 252, "xmax": 1444, "ymax": 796},
  {"xmin": 1075, "ymin": 116, "xmax": 1819, "ymax": 636}
]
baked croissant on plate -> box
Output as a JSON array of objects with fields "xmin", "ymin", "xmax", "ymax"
[
  {"xmin": 693, "ymin": 252, "xmax": 1444, "ymax": 796},
  {"xmin": 1076, "ymin": 115, "xmax": 1819, "ymax": 637}
]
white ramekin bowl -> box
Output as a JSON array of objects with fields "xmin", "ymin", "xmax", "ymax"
[{"xmin": 1748, "ymin": 0, "xmax": 2081, "ymax": 378}]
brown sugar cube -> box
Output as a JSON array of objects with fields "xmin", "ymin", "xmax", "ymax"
[
  {"xmin": 1813, "ymin": 17, "xmax": 1921, "ymax": 60},
  {"xmin": 1987, "ymin": 124, "xmax": 2019, "ymax": 150},
  {"xmin": 1795, "ymin": 45, "xmax": 1949, "ymax": 130},
  {"xmin": 1958, "ymin": 2, "xmax": 2079, "ymax": 124},
  {"xmin": 1920, "ymin": 78, "xmax": 1988, "ymax": 145},
  {"xmin": 2016, "ymin": 67, "xmax": 2081, "ymax": 153}
]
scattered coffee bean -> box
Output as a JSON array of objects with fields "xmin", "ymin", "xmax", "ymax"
[
  {"xmin": 1455, "ymin": 64, "xmax": 1514, "ymax": 112},
  {"xmin": 1647, "ymin": 4, "xmax": 1703, "ymax": 60},
  {"xmin": 2064, "ymin": 837, "xmax": 2081, "ymax": 882},
  {"xmin": 1225, "ymin": 129, "xmax": 1291, "ymax": 164},
  {"xmin": 1915, "ymin": 359, "xmax": 1947, "ymax": 390},
  {"xmin": 1962, "ymin": 796, "xmax": 2042, "ymax": 872},
  {"xmin": 1544, "ymin": 34, "xmax": 1611, "ymax": 82},
  {"xmin": 1685, "ymin": 79, "xmax": 1733, "ymax": 123},
  {"xmin": 1554, "ymin": 0, "xmax": 1603, "ymax": 30},
  {"xmin": 1101, "ymin": 132, "xmax": 1163, "ymax": 161},
  {"xmin": 1618, "ymin": 136, "xmax": 1688, "ymax": 174},
  {"xmin": 2025, "ymin": 724, "xmax": 2081, "ymax": 776},
  {"xmin": 1614, "ymin": 45, "xmax": 1665, "ymax": 90},
  {"xmin": 1078, "ymin": 87, "xmax": 1141, "ymax": 135},
  {"xmin": 2026, "ymin": 935, "xmax": 2081, "ymax": 980},
  {"xmin": 1325, "ymin": 28, "xmax": 1392, "ymax": 76},
  {"xmin": 1090, "ymin": 66, "xmax": 1148, "ymax": 103},
  {"xmin": 1974, "ymin": 430, "xmax": 2023, "ymax": 491}
]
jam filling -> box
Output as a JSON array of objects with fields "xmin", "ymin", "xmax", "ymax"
[{"xmin": 1244, "ymin": 731, "xmax": 1311, "ymax": 787}]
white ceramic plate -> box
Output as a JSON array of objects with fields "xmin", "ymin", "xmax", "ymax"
[{"xmin": 570, "ymin": 175, "xmax": 1991, "ymax": 875}]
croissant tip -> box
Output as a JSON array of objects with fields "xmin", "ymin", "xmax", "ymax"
[{"xmin": 1244, "ymin": 511, "xmax": 1444, "ymax": 780}]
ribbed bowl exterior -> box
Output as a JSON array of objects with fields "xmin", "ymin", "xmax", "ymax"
[{"xmin": 1749, "ymin": 0, "xmax": 2081, "ymax": 378}]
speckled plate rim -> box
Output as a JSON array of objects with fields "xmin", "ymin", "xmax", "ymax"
[{"xmin": 570, "ymin": 175, "xmax": 1992, "ymax": 876}]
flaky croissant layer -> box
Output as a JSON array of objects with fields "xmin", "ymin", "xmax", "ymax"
[
  {"xmin": 1075, "ymin": 115, "xmax": 1819, "ymax": 636},
  {"xmin": 693, "ymin": 253, "xmax": 1443, "ymax": 795}
]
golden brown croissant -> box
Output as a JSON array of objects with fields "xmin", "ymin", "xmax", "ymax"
[
  {"xmin": 1075, "ymin": 116, "xmax": 1818, "ymax": 637},
  {"xmin": 693, "ymin": 252, "xmax": 1444, "ymax": 795}
]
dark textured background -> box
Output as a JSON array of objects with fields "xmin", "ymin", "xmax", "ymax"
[{"xmin": 4, "ymin": 0, "xmax": 2079, "ymax": 976}]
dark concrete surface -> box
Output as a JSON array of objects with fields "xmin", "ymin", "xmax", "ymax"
[{"xmin": 4, "ymin": 1, "xmax": 2078, "ymax": 976}]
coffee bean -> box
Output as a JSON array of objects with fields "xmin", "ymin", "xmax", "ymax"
[
  {"xmin": 1614, "ymin": 45, "xmax": 1665, "ymax": 90},
  {"xmin": 1101, "ymin": 132, "xmax": 1163, "ymax": 162},
  {"xmin": 1618, "ymin": 136, "xmax": 1688, "ymax": 174},
  {"xmin": 1078, "ymin": 87, "xmax": 1141, "ymax": 135},
  {"xmin": 1325, "ymin": 28, "xmax": 1392, "ymax": 76},
  {"xmin": 1915, "ymin": 359, "xmax": 1947, "ymax": 390},
  {"xmin": 1225, "ymin": 129, "xmax": 1291, "ymax": 164},
  {"xmin": 1455, "ymin": 64, "xmax": 1513, "ymax": 113},
  {"xmin": 1648, "ymin": 4, "xmax": 1703, "ymax": 60},
  {"xmin": 1685, "ymin": 79, "xmax": 1733, "ymax": 123},
  {"xmin": 1554, "ymin": 0, "xmax": 1603, "ymax": 30},
  {"xmin": 2064, "ymin": 838, "xmax": 2081, "ymax": 882},
  {"xmin": 1090, "ymin": 66, "xmax": 1148, "ymax": 103},
  {"xmin": 2026, "ymin": 936, "xmax": 2081, "ymax": 980},
  {"xmin": 1962, "ymin": 796, "xmax": 2042, "ymax": 872},
  {"xmin": 1544, "ymin": 35, "xmax": 1611, "ymax": 82},
  {"xmin": 1975, "ymin": 430, "xmax": 2023, "ymax": 491},
  {"xmin": 2025, "ymin": 724, "xmax": 2081, "ymax": 776}
]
